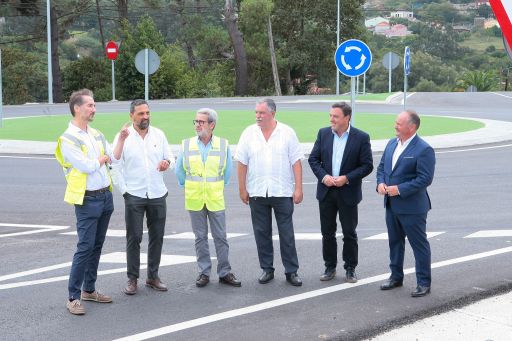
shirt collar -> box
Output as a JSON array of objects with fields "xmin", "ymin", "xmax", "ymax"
[
  {"xmin": 68, "ymin": 121, "xmax": 87, "ymax": 134},
  {"xmin": 397, "ymin": 133, "xmax": 416, "ymax": 146},
  {"xmin": 332, "ymin": 124, "xmax": 350, "ymax": 138}
]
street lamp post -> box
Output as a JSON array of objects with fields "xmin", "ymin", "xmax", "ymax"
[{"xmin": 47, "ymin": 0, "xmax": 53, "ymax": 104}]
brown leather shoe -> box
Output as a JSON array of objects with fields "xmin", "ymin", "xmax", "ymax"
[
  {"xmin": 219, "ymin": 273, "xmax": 241, "ymax": 287},
  {"xmin": 123, "ymin": 279, "xmax": 137, "ymax": 295},
  {"xmin": 145, "ymin": 278, "xmax": 168, "ymax": 291},
  {"xmin": 196, "ymin": 274, "xmax": 210, "ymax": 287}
]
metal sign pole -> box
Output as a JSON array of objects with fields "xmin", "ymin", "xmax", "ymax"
[
  {"xmin": 388, "ymin": 56, "xmax": 392, "ymax": 93},
  {"xmin": 111, "ymin": 60, "xmax": 116, "ymax": 101},
  {"xmin": 144, "ymin": 48, "xmax": 149, "ymax": 101},
  {"xmin": 351, "ymin": 77, "xmax": 356, "ymax": 125},
  {"xmin": 404, "ymin": 74, "xmax": 408, "ymax": 110},
  {"xmin": 363, "ymin": 72, "xmax": 366, "ymax": 95},
  {"xmin": 336, "ymin": 0, "xmax": 340, "ymax": 95}
]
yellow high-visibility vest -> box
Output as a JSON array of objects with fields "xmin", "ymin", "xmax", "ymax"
[
  {"xmin": 55, "ymin": 127, "xmax": 111, "ymax": 205},
  {"xmin": 183, "ymin": 136, "xmax": 227, "ymax": 211}
]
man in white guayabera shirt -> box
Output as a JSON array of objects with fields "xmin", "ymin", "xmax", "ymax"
[{"xmin": 236, "ymin": 98, "xmax": 304, "ymax": 287}]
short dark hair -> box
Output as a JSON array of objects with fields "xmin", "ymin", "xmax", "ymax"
[
  {"xmin": 130, "ymin": 99, "xmax": 149, "ymax": 113},
  {"xmin": 257, "ymin": 98, "xmax": 277, "ymax": 113},
  {"xmin": 69, "ymin": 89, "xmax": 93, "ymax": 116},
  {"xmin": 331, "ymin": 102, "xmax": 352, "ymax": 117},
  {"xmin": 405, "ymin": 109, "xmax": 421, "ymax": 129}
]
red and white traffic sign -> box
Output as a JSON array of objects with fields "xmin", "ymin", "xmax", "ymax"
[
  {"xmin": 105, "ymin": 41, "xmax": 119, "ymax": 60},
  {"xmin": 490, "ymin": 0, "xmax": 512, "ymax": 50}
]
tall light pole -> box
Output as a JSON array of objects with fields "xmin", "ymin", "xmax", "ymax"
[
  {"xmin": 47, "ymin": 0, "xmax": 53, "ymax": 104},
  {"xmin": 336, "ymin": 0, "xmax": 340, "ymax": 95}
]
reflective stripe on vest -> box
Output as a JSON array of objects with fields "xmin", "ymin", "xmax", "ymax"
[
  {"xmin": 182, "ymin": 137, "xmax": 227, "ymax": 211},
  {"xmin": 55, "ymin": 127, "xmax": 111, "ymax": 205}
]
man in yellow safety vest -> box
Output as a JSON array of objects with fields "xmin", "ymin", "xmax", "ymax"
[
  {"xmin": 55, "ymin": 89, "xmax": 117, "ymax": 315},
  {"xmin": 175, "ymin": 108, "xmax": 241, "ymax": 288}
]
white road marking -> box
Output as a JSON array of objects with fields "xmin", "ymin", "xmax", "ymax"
[
  {"xmin": 0, "ymin": 223, "xmax": 69, "ymax": 238},
  {"xmin": 273, "ymin": 233, "xmax": 342, "ymax": 241},
  {"xmin": 437, "ymin": 144, "xmax": 512, "ymax": 154},
  {"xmin": 490, "ymin": 92, "xmax": 512, "ymax": 99},
  {"xmin": 464, "ymin": 230, "xmax": 512, "ymax": 238},
  {"xmin": 0, "ymin": 252, "xmax": 196, "ymax": 290},
  {"xmin": 0, "ymin": 155, "xmax": 54, "ymax": 160},
  {"xmin": 164, "ymin": 232, "xmax": 247, "ymax": 239},
  {"xmin": 61, "ymin": 229, "xmax": 140, "ymax": 237},
  {"xmin": 364, "ymin": 231, "xmax": 445, "ymax": 240},
  {"xmin": 113, "ymin": 245, "xmax": 512, "ymax": 341}
]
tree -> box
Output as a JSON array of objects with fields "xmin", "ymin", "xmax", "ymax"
[
  {"xmin": 224, "ymin": 0, "xmax": 248, "ymax": 96},
  {"xmin": 458, "ymin": 70, "xmax": 497, "ymax": 91}
]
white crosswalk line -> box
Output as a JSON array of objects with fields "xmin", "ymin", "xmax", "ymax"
[
  {"xmin": 61, "ymin": 229, "xmax": 140, "ymax": 237},
  {"xmin": 0, "ymin": 223, "xmax": 69, "ymax": 238},
  {"xmin": 364, "ymin": 231, "xmax": 446, "ymax": 240},
  {"xmin": 164, "ymin": 232, "xmax": 247, "ymax": 239},
  {"xmin": 272, "ymin": 233, "xmax": 342, "ymax": 241},
  {"xmin": 464, "ymin": 230, "xmax": 512, "ymax": 238},
  {"xmin": 0, "ymin": 252, "xmax": 197, "ymax": 290}
]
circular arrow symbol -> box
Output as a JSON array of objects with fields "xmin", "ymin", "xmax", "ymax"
[{"xmin": 334, "ymin": 39, "xmax": 372, "ymax": 77}]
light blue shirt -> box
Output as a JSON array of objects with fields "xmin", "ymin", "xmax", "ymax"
[
  {"xmin": 331, "ymin": 127, "xmax": 350, "ymax": 177},
  {"xmin": 175, "ymin": 137, "xmax": 232, "ymax": 186}
]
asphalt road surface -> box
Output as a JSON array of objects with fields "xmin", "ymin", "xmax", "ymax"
[{"xmin": 1, "ymin": 92, "xmax": 512, "ymax": 340}]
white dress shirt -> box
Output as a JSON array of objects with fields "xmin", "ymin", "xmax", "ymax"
[
  {"xmin": 235, "ymin": 122, "xmax": 303, "ymax": 197},
  {"xmin": 112, "ymin": 125, "xmax": 174, "ymax": 199},
  {"xmin": 60, "ymin": 122, "xmax": 114, "ymax": 190},
  {"xmin": 392, "ymin": 133, "xmax": 416, "ymax": 170}
]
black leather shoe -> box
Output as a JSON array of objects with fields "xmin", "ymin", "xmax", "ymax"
[
  {"xmin": 219, "ymin": 273, "xmax": 241, "ymax": 287},
  {"xmin": 411, "ymin": 285, "xmax": 431, "ymax": 297},
  {"xmin": 380, "ymin": 279, "xmax": 403, "ymax": 290},
  {"xmin": 345, "ymin": 268, "xmax": 357, "ymax": 283},
  {"xmin": 286, "ymin": 272, "xmax": 303, "ymax": 287},
  {"xmin": 320, "ymin": 269, "xmax": 336, "ymax": 281},
  {"xmin": 195, "ymin": 274, "xmax": 210, "ymax": 287},
  {"xmin": 258, "ymin": 271, "xmax": 274, "ymax": 284}
]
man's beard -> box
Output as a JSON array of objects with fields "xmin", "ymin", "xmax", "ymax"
[{"xmin": 138, "ymin": 119, "xmax": 149, "ymax": 130}]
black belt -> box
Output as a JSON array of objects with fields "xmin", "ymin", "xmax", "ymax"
[{"xmin": 85, "ymin": 186, "xmax": 110, "ymax": 196}]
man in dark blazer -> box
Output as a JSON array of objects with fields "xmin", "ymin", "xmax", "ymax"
[
  {"xmin": 308, "ymin": 102, "xmax": 373, "ymax": 283},
  {"xmin": 376, "ymin": 109, "xmax": 435, "ymax": 297}
]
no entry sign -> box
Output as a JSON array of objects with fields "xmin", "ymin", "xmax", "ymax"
[{"xmin": 106, "ymin": 41, "xmax": 119, "ymax": 61}]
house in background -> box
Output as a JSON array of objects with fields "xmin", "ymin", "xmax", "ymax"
[{"xmin": 390, "ymin": 10, "xmax": 414, "ymax": 20}]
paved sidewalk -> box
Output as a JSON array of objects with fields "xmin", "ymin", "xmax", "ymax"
[
  {"xmin": 1, "ymin": 117, "xmax": 512, "ymax": 156},
  {"xmin": 367, "ymin": 290, "xmax": 512, "ymax": 341}
]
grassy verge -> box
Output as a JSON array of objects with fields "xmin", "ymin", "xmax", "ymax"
[{"xmin": 0, "ymin": 110, "xmax": 483, "ymax": 143}]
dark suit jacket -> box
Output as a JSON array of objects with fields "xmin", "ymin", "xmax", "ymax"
[
  {"xmin": 308, "ymin": 126, "xmax": 374, "ymax": 206},
  {"xmin": 376, "ymin": 135, "xmax": 435, "ymax": 214}
]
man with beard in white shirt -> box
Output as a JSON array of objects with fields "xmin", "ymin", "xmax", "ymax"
[{"xmin": 112, "ymin": 99, "xmax": 174, "ymax": 295}]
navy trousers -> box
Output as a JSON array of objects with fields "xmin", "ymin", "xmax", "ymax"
[
  {"xmin": 69, "ymin": 191, "xmax": 113, "ymax": 300},
  {"xmin": 386, "ymin": 209, "xmax": 431, "ymax": 287}
]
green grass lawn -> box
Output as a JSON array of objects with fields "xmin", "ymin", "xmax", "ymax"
[
  {"xmin": 0, "ymin": 110, "xmax": 483, "ymax": 143},
  {"xmin": 460, "ymin": 33, "xmax": 504, "ymax": 52}
]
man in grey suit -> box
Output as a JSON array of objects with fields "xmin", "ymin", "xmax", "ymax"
[{"xmin": 376, "ymin": 109, "xmax": 436, "ymax": 297}]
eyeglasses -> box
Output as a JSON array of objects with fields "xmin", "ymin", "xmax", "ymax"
[{"xmin": 192, "ymin": 120, "xmax": 208, "ymax": 126}]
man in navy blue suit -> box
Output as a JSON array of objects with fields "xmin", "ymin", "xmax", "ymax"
[
  {"xmin": 376, "ymin": 109, "xmax": 435, "ymax": 297},
  {"xmin": 308, "ymin": 102, "xmax": 373, "ymax": 283}
]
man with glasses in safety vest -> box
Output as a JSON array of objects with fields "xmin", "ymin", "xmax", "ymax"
[{"xmin": 175, "ymin": 108, "xmax": 241, "ymax": 288}]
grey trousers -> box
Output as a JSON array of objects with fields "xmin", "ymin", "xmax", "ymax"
[
  {"xmin": 249, "ymin": 196, "xmax": 299, "ymax": 274},
  {"xmin": 189, "ymin": 207, "xmax": 231, "ymax": 277},
  {"xmin": 124, "ymin": 192, "xmax": 167, "ymax": 280}
]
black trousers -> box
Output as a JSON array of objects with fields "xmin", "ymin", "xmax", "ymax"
[
  {"xmin": 319, "ymin": 188, "xmax": 358, "ymax": 270},
  {"xmin": 124, "ymin": 192, "xmax": 167, "ymax": 280},
  {"xmin": 249, "ymin": 196, "xmax": 299, "ymax": 274}
]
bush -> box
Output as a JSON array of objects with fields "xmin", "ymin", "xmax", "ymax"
[{"xmin": 62, "ymin": 57, "xmax": 111, "ymax": 100}]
